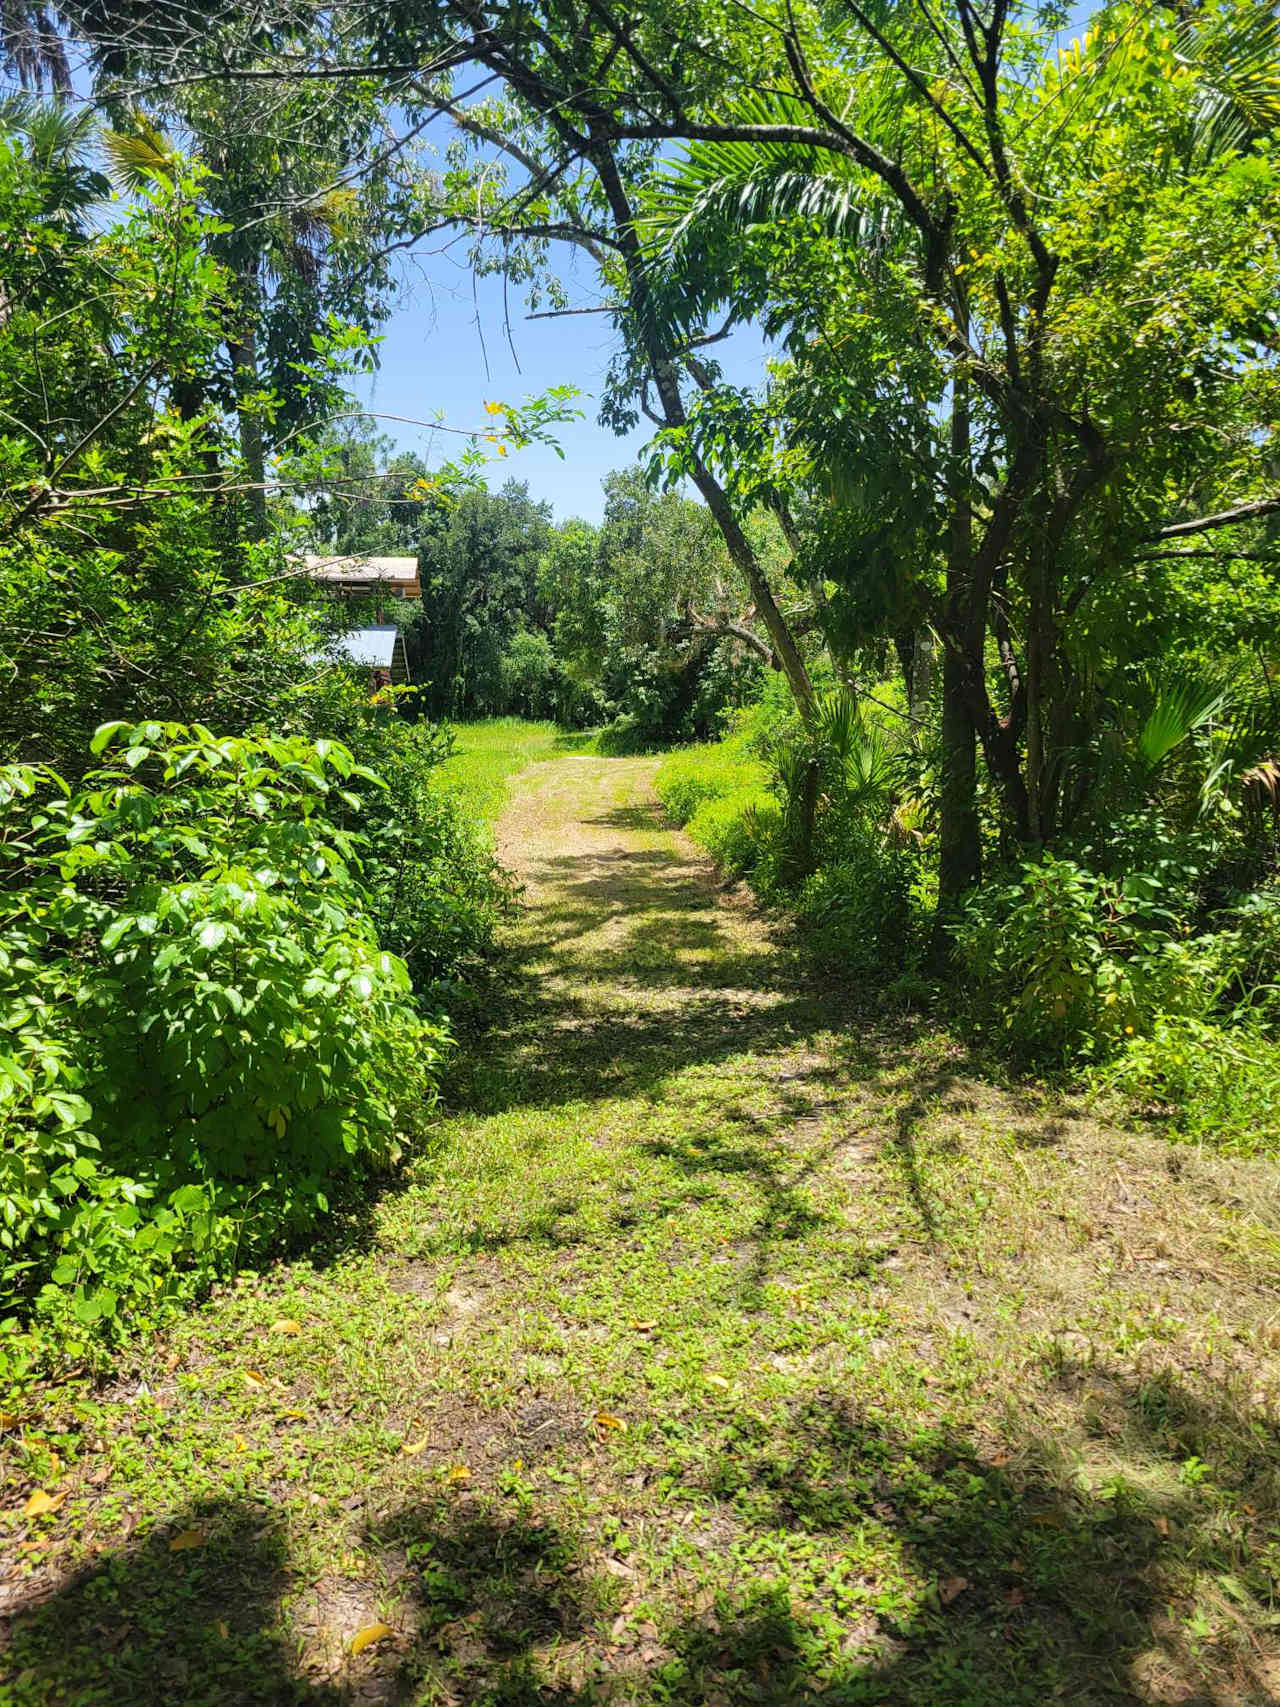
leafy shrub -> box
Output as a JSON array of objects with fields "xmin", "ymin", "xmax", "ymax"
[
  {"xmin": 330, "ymin": 709, "xmax": 511, "ymax": 993},
  {"xmin": 793, "ymin": 842, "xmax": 919, "ymax": 975},
  {"xmin": 953, "ymin": 854, "xmax": 1223, "ymax": 1062},
  {"xmin": 0, "ymin": 723, "xmax": 445, "ymax": 1364},
  {"xmin": 596, "ymin": 713, "xmax": 661, "ymax": 756},
  {"xmin": 1102, "ymin": 1014, "xmax": 1280, "ymax": 1154},
  {"xmin": 1220, "ymin": 878, "xmax": 1280, "ymax": 1001}
]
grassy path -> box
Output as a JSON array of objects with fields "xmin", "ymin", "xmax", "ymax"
[{"xmin": 4, "ymin": 755, "xmax": 1280, "ymax": 1705}]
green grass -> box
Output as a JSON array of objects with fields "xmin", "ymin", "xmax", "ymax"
[
  {"xmin": 4, "ymin": 747, "xmax": 1280, "ymax": 1705},
  {"xmin": 440, "ymin": 718, "xmax": 601, "ymax": 821}
]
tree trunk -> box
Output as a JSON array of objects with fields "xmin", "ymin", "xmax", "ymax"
[
  {"xmin": 937, "ymin": 644, "xmax": 981, "ymax": 899},
  {"xmin": 588, "ymin": 136, "xmax": 816, "ymax": 723},
  {"xmin": 688, "ymin": 458, "xmax": 816, "ymax": 721},
  {"xmin": 228, "ymin": 267, "xmax": 268, "ymax": 539},
  {"xmin": 933, "ymin": 370, "xmax": 981, "ymax": 940}
]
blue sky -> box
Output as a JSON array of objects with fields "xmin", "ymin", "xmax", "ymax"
[{"xmin": 357, "ymin": 255, "xmax": 767, "ymax": 524}]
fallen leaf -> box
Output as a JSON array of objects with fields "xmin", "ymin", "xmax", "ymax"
[
  {"xmin": 0, "ymin": 1411, "xmax": 20, "ymax": 1431},
  {"xmin": 401, "ymin": 1438, "xmax": 429, "ymax": 1457},
  {"xmin": 89, "ymin": 1463, "xmax": 111, "ymax": 1486},
  {"xmin": 169, "ymin": 1528, "xmax": 205, "ymax": 1552},
  {"xmin": 242, "ymin": 1369, "xmax": 266, "ymax": 1389},
  {"xmin": 278, "ymin": 1409, "xmax": 306, "ymax": 1421},
  {"xmin": 595, "ymin": 1411, "xmax": 627, "ymax": 1432},
  {"xmin": 215, "ymin": 1620, "xmax": 230, "ymax": 1639},
  {"xmin": 445, "ymin": 1464, "xmax": 470, "ymax": 1484},
  {"xmin": 271, "ymin": 1319, "xmax": 302, "ymax": 1336},
  {"xmin": 630, "ymin": 1321, "xmax": 658, "ymax": 1333},
  {"xmin": 232, "ymin": 1434, "xmax": 248, "ymax": 1453},
  {"xmin": 350, "ymin": 1622, "xmax": 393, "ymax": 1656},
  {"xmin": 165, "ymin": 1351, "xmax": 182, "ymax": 1372},
  {"xmin": 704, "ymin": 1374, "xmax": 731, "ymax": 1390},
  {"xmin": 939, "ymin": 1575, "xmax": 969, "ymax": 1606},
  {"xmin": 23, "ymin": 1489, "xmax": 65, "ymax": 1520},
  {"xmin": 602, "ymin": 1556, "xmax": 636, "ymax": 1579}
]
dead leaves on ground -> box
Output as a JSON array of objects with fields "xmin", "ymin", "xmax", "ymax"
[
  {"xmin": 350, "ymin": 1621, "xmax": 393, "ymax": 1655},
  {"xmin": 22, "ymin": 1488, "xmax": 65, "ymax": 1520}
]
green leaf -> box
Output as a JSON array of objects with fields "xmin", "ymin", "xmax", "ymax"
[{"xmin": 90, "ymin": 722, "xmax": 130, "ymax": 755}]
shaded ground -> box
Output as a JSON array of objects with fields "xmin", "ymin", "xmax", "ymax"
[{"xmin": 4, "ymin": 754, "xmax": 1280, "ymax": 1705}]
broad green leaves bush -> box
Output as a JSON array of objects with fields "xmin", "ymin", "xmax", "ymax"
[
  {"xmin": 793, "ymin": 846, "xmax": 917, "ymax": 975},
  {"xmin": 0, "ymin": 723, "xmax": 446, "ymax": 1365},
  {"xmin": 310, "ymin": 702, "xmax": 512, "ymax": 993},
  {"xmin": 952, "ymin": 855, "xmax": 1226, "ymax": 1062}
]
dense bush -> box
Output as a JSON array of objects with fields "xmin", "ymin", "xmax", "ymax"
[
  {"xmin": 792, "ymin": 843, "xmax": 917, "ymax": 975},
  {"xmin": 654, "ymin": 740, "xmax": 780, "ymax": 872},
  {"xmin": 1102, "ymin": 1015, "xmax": 1280, "ymax": 1153},
  {"xmin": 298, "ymin": 691, "xmax": 512, "ymax": 992},
  {"xmin": 685, "ymin": 786, "xmax": 781, "ymax": 875},
  {"xmin": 655, "ymin": 693, "xmax": 931, "ymax": 965},
  {"xmin": 952, "ymin": 853, "xmax": 1246, "ymax": 1062},
  {"xmin": 0, "ymin": 723, "xmax": 446, "ymax": 1368}
]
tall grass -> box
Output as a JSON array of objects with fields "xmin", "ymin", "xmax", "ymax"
[{"xmin": 440, "ymin": 718, "xmax": 600, "ymax": 821}]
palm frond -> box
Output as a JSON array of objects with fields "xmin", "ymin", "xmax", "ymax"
[
  {"xmin": 1177, "ymin": 0, "xmax": 1280, "ymax": 160},
  {"xmin": 0, "ymin": 93, "xmax": 96, "ymax": 163},
  {"xmin": 816, "ymin": 689, "xmax": 898, "ymax": 805},
  {"xmin": 1136, "ymin": 670, "xmax": 1230, "ymax": 772},
  {"xmin": 633, "ymin": 93, "xmax": 880, "ymax": 346},
  {"xmin": 0, "ymin": 2, "xmax": 70, "ymax": 94},
  {"xmin": 102, "ymin": 116, "xmax": 177, "ymax": 189}
]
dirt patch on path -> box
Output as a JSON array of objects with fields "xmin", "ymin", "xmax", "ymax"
[{"xmin": 493, "ymin": 754, "xmax": 782, "ymax": 1007}]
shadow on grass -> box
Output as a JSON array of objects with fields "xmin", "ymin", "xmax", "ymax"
[
  {"xmin": 13, "ymin": 1367, "xmax": 1278, "ymax": 1705},
  {"xmin": 2, "ymin": 1499, "xmax": 340, "ymax": 1706}
]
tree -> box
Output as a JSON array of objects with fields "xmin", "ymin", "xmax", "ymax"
[
  {"xmin": 0, "ymin": 101, "xmax": 332, "ymax": 773},
  {"xmin": 0, "ymin": 1, "xmax": 70, "ymax": 90},
  {"xmin": 626, "ymin": 0, "xmax": 1280, "ymax": 909},
  {"xmin": 306, "ymin": 422, "xmax": 429, "ymax": 555},
  {"xmin": 93, "ymin": 60, "xmax": 408, "ymax": 537},
  {"xmin": 407, "ymin": 480, "xmax": 552, "ymax": 718}
]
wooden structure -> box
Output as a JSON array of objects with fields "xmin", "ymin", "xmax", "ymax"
[
  {"xmin": 299, "ymin": 553, "xmax": 418, "ymax": 686},
  {"xmin": 299, "ymin": 553, "xmax": 420, "ymax": 621}
]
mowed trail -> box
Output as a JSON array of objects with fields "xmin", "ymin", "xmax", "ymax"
[{"xmin": 5, "ymin": 755, "xmax": 1280, "ymax": 1706}]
